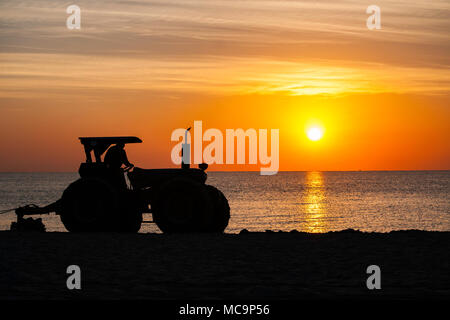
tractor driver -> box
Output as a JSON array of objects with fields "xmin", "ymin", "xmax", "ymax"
[{"xmin": 104, "ymin": 143, "xmax": 134, "ymax": 170}]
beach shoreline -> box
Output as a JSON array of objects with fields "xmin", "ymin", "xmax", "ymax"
[{"xmin": 0, "ymin": 229, "xmax": 449, "ymax": 300}]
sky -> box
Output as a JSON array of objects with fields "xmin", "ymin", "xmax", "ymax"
[{"xmin": 0, "ymin": 0, "xmax": 449, "ymax": 171}]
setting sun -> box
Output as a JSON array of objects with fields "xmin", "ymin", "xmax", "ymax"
[{"xmin": 307, "ymin": 127, "xmax": 324, "ymax": 141}]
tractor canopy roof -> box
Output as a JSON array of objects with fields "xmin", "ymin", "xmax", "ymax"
[
  {"xmin": 79, "ymin": 136, "xmax": 142, "ymax": 163},
  {"xmin": 79, "ymin": 136, "xmax": 142, "ymax": 146}
]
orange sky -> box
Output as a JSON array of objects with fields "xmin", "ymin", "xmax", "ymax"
[{"xmin": 0, "ymin": 0, "xmax": 449, "ymax": 171}]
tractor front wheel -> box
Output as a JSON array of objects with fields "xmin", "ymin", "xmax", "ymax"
[
  {"xmin": 152, "ymin": 179, "xmax": 230, "ymax": 233},
  {"xmin": 152, "ymin": 178, "xmax": 214, "ymax": 233},
  {"xmin": 205, "ymin": 185, "xmax": 230, "ymax": 233}
]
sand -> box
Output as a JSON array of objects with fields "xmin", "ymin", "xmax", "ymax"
[{"xmin": 0, "ymin": 229, "xmax": 449, "ymax": 300}]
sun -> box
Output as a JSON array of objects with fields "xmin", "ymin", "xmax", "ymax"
[{"xmin": 307, "ymin": 127, "xmax": 324, "ymax": 141}]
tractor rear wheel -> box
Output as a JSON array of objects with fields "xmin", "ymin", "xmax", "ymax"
[
  {"xmin": 152, "ymin": 178, "xmax": 214, "ymax": 233},
  {"xmin": 59, "ymin": 178, "xmax": 119, "ymax": 232},
  {"xmin": 59, "ymin": 178, "xmax": 142, "ymax": 232}
]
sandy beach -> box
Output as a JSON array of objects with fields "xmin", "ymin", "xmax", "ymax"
[{"xmin": 0, "ymin": 229, "xmax": 449, "ymax": 300}]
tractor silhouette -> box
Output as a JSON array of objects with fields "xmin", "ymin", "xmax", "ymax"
[{"xmin": 12, "ymin": 136, "xmax": 230, "ymax": 233}]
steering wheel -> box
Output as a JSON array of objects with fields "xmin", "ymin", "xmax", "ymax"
[{"xmin": 124, "ymin": 164, "xmax": 134, "ymax": 172}]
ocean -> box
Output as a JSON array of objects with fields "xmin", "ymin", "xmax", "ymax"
[{"xmin": 0, "ymin": 171, "xmax": 448, "ymax": 233}]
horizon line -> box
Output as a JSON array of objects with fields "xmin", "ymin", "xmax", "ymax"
[{"xmin": 1, "ymin": 169, "xmax": 449, "ymax": 174}]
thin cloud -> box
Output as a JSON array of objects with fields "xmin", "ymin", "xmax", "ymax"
[{"xmin": 0, "ymin": 0, "xmax": 449, "ymax": 98}]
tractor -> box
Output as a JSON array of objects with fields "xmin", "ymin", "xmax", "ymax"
[{"xmin": 9, "ymin": 136, "xmax": 230, "ymax": 233}]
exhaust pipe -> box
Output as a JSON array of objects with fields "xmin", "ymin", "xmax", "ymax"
[{"xmin": 181, "ymin": 127, "xmax": 191, "ymax": 169}]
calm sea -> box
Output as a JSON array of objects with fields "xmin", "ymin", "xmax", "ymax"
[{"xmin": 0, "ymin": 171, "xmax": 448, "ymax": 233}]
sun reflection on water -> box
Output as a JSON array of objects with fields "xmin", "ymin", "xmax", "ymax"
[{"xmin": 303, "ymin": 171, "xmax": 327, "ymax": 233}]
